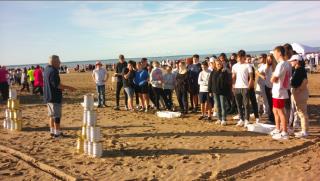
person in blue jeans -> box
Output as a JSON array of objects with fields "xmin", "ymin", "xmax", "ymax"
[
  {"xmin": 92, "ymin": 61, "xmax": 108, "ymax": 108},
  {"xmin": 208, "ymin": 60, "xmax": 231, "ymax": 126}
]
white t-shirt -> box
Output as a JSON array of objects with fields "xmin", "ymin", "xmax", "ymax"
[
  {"xmin": 259, "ymin": 64, "xmax": 273, "ymax": 88},
  {"xmin": 93, "ymin": 68, "xmax": 107, "ymax": 86},
  {"xmin": 272, "ymin": 60, "xmax": 292, "ymax": 99},
  {"xmin": 256, "ymin": 64, "xmax": 266, "ymax": 91},
  {"xmin": 198, "ymin": 69, "xmax": 211, "ymax": 92},
  {"xmin": 232, "ymin": 63, "xmax": 252, "ymax": 89}
]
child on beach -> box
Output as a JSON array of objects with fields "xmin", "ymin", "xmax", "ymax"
[
  {"xmin": 198, "ymin": 62, "xmax": 212, "ymax": 121},
  {"xmin": 92, "ymin": 61, "xmax": 108, "ymax": 108}
]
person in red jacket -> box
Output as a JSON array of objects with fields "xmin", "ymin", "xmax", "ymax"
[{"xmin": 33, "ymin": 65, "xmax": 44, "ymax": 96}]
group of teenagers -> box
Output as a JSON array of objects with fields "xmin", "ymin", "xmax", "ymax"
[{"xmin": 91, "ymin": 43, "xmax": 310, "ymax": 141}]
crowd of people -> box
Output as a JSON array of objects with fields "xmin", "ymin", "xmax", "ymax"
[
  {"xmin": 91, "ymin": 44, "xmax": 314, "ymax": 141},
  {"xmin": 0, "ymin": 44, "xmax": 318, "ymax": 139}
]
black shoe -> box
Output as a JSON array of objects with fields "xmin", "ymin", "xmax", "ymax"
[
  {"xmin": 114, "ymin": 106, "xmax": 120, "ymax": 110},
  {"xmin": 97, "ymin": 105, "xmax": 103, "ymax": 108},
  {"xmin": 198, "ymin": 116, "xmax": 205, "ymax": 120}
]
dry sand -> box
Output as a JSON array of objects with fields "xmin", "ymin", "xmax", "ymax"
[{"xmin": 0, "ymin": 71, "xmax": 319, "ymax": 180}]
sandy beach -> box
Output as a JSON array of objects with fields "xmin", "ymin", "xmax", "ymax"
[{"xmin": 0, "ymin": 71, "xmax": 319, "ymax": 180}]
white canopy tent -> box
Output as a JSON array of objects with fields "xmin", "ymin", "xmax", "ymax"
[{"xmin": 291, "ymin": 43, "xmax": 319, "ymax": 55}]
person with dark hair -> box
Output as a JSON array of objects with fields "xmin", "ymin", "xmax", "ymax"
[
  {"xmin": 175, "ymin": 61, "xmax": 190, "ymax": 114},
  {"xmin": 232, "ymin": 50, "xmax": 254, "ymax": 127},
  {"xmin": 123, "ymin": 61, "xmax": 136, "ymax": 111},
  {"xmin": 288, "ymin": 55, "xmax": 309, "ymax": 138},
  {"xmin": 198, "ymin": 61, "xmax": 212, "ymax": 121},
  {"xmin": 134, "ymin": 62, "xmax": 149, "ymax": 112},
  {"xmin": 188, "ymin": 54, "xmax": 201, "ymax": 113},
  {"xmin": 270, "ymin": 46, "xmax": 292, "ymax": 140},
  {"xmin": 246, "ymin": 55, "xmax": 260, "ymax": 123},
  {"xmin": 20, "ymin": 67, "xmax": 30, "ymax": 92},
  {"xmin": 0, "ymin": 66, "xmax": 9, "ymax": 101},
  {"xmin": 163, "ymin": 66, "xmax": 175, "ymax": 111},
  {"xmin": 114, "ymin": 54, "xmax": 128, "ymax": 110}
]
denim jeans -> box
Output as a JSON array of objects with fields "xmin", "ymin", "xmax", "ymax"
[
  {"xmin": 248, "ymin": 88, "xmax": 259, "ymax": 118},
  {"xmin": 214, "ymin": 94, "xmax": 226, "ymax": 121},
  {"xmin": 96, "ymin": 84, "xmax": 106, "ymax": 106},
  {"xmin": 163, "ymin": 89, "xmax": 173, "ymax": 108},
  {"xmin": 234, "ymin": 88, "xmax": 250, "ymax": 121}
]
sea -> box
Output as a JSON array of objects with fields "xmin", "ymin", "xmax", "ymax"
[{"xmin": 7, "ymin": 50, "xmax": 270, "ymax": 69}]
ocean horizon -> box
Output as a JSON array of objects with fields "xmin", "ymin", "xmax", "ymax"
[{"xmin": 7, "ymin": 49, "xmax": 271, "ymax": 68}]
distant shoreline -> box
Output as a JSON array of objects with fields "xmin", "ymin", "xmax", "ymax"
[{"xmin": 5, "ymin": 49, "xmax": 271, "ymax": 68}]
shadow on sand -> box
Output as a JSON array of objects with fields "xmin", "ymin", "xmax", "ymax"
[{"xmin": 103, "ymin": 148, "xmax": 280, "ymax": 158}]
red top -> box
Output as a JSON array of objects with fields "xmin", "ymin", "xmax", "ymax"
[
  {"xmin": 0, "ymin": 68, "xmax": 9, "ymax": 83},
  {"xmin": 33, "ymin": 68, "xmax": 44, "ymax": 87}
]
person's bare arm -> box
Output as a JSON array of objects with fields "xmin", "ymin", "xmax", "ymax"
[
  {"xmin": 92, "ymin": 72, "xmax": 96, "ymax": 82},
  {"xmin": 248, "ymin": 72, "xmax": 254, "ymax": 88},
  {"xmin": 271, "ymin": 75, "xmax": 279, "ymax": 83},
  {"xmin": 232, "ymin": 72, "xmax": 236, "ymax": 85}
]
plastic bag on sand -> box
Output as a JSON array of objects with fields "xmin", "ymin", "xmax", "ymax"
[
  {"xmin": 247, "ymin": 123, "xmax": 276, "ymax": 134},
  {"xmin": 156, "ymin": 111, "xmax": 181, "ymax": 118}
]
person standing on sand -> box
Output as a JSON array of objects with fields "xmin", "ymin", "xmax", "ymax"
[
  {"xmin": 270, "ymin": 46, "xmax": 292, "ymax": 140},
  {"xmin": 197, "ymin": 61, "xmax": 212, "ymax": 121},
  {"xmin": 255, "ymin": 54, "xmax": 270, "ymax": 116},
  {"xmin": 134, "ymin": 62, "xmax": 149, "ymax": 112},
  {"xmin": 150, "ymin": 61, "xmax": 171, "ymax": 110},
  {"xmin": 163, "ymin": 65, "xmax": 175, "ymax": 111},
  {"xmin": 20, "ymin": 67, "xmax": 30, "ymax": 92},
  {"xmin": 0, "ymin": 65, "xmax": 9, "ymax": 102},
  {"xmin": 188, "ymin": 54, "xmax": 201, "ymax": 113},
  {"xmin": 259, "ymin": 54, "xmax": 276, "ymax": 125},
  {"xmin": 27, "ymin": 66, "xmax": 35, "ymax": 94},
  {"xmin": 44, "ymin": 55, "xmax": 76, "ymax": 138},
  {"xmin": 209, "ymin": 60, "xmax": 230, "ymax": 126},
  {"xmin": 289, "ymin": 55, "xmax": 309, "ymax": 138},
  {"xmin": 175, "ymin": 61, "xmax": 190, "ymax": 114},
  {"xmin": 232, "ymin": 50, "xmax": 254, "ymax": 128},
  {"xmin": 33, "ymin": 65, "xmax": 44, "ymax": 96},
  {"xmin": 122, "ymin": 61, "xmax": 136, "ymax": 111},
  {"xmin": 92, "ymin": 61, "xmax": 108, "ymax": 108},
  {"xmin": 114, "ymin": 55, "xmax": 128, "ymax": 111}
]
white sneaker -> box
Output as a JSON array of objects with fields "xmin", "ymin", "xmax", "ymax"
[
  {"xmin": 212, "ymin": 112, "xmax": 217, "ymax": 117},
  {"xmin": 250, "ymin": 113, "xmax": 254, "ymax": 118},
  {"xmin": 270, "ymin": 129, "xmax": 281, "ymax": 136},
  {"xmin": 233, "ymin": 115, "xmax": 240, "ymax": 120},
  {"xmin": 244, "ymin": 120, "xmax": 249, "ymax": 128},
  {"xmin": 272, "ymin": 132, "xmax": 289, "ymax": 140},
  {"xmin": 221, "ymin": 120, "xmax": 227, "ymax": 126},
  {"xmin": 215, "ymin": 120, "xmax": 221, "ymax": 125},
  {"xmin": 255, "ymin": 118, "xmax": 260, "ymax": 124},
  {"xmin": 236, "ymin": 120, "xmax": 244, "ymax": 127},
  {"xmin": 294, "ymin": 131, "xmax": 309, "ymax": 138}
]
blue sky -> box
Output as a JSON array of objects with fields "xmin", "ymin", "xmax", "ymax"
[{"xmin": 1, "ymin": 1, "xmax": 320, "ymax": 65}]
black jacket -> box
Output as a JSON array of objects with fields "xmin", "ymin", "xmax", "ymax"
[{"xmin": 208, "ymin": 69, "xmax": 230, "ymax": 96}]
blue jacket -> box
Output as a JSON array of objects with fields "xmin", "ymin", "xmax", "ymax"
[{"xmin": 134, "ymin": 69, "xmax": 148, "ymax": 86}]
